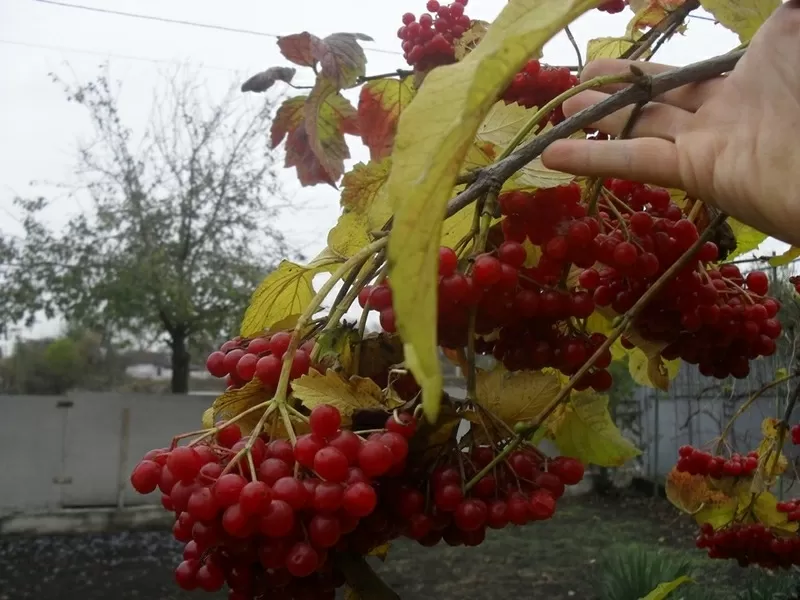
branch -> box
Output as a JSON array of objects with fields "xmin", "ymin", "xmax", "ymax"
[
  {"xmin": 623, "ymin": 0, "xmax": 701, "ymax": 60},
  {"xmin": 443, "ymin": 47, "xmax": 745, "ymax": 219},
  {"xmin": 357, "ymin": 69, "xmax": 414, "ymax": 83}
]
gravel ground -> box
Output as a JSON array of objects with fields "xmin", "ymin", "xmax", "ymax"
[{"xmin": 0, "ymin": 495, "xmax": 759, "ymax": 600}]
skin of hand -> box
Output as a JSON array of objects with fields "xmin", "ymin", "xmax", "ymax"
[{"xmin": 541, "ymin": 1, "xmax": 800, "ymax": 247}]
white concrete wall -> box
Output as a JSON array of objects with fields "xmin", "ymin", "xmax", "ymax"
[{"xmin": 0, "ymin": 392, "xmax": 211, "ymax": 515}]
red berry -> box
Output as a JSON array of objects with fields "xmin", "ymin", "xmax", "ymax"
[
  {"xmin": 309, "ymin": 404, "xmax": 342, "ymax": 438},
  {"xmin": 259, "ymin": 499, "xmax": 295, "ymax": 538},
  {"xmin": 285, "ymin": 542, "xmax": 319, "ymax": 577},
  {"xmin": 167, "ymin": 447, "xmax": 203, "ymax": 483},
  {"xmin": 454, "ymin": 499, "xmax": 488, "ymax": 531},
  {"xmin": 472, "ymin": 255, "xmax": 503, "ymax": 287},
  {"xmin": 439, "ymin": 246, "xmax": 459, "ymax": 276},
  {"xmin": 358, "ymin": 441, "xmax": 394, "ymax": 477},
  {"xmin": 314, "ymin": 447, "xmax": 350, "ymax": 483},
  {"xmin": 214, "ymin": 473, "xmax": 246, "ymax": 507},
  {"xmin": 216, "ymin": 423, "xmax": 242, "ymax": 448},
  {"xmin": 343, "ymin": 482, "xmax": 378, "ymax": 517},
  {"xmin": 529, "ymin": 489, "xmax": 556, "ymax": 520},
  {"xmin": 385, "ymin": 413, "xmax": 417, "ymax": 439},
  {"xmin": 130, "ymin": 460, "xmax": 162, "ymax": 494},
  {"xmin": 239, "ymin": 481, "xmax": 273, "ymax": 516},
  {"xmin": 295, "ymin": 434, "xmax": 326, "ymax": 468},
  {"xmin": 549, "ymin": 457, "xmax": 585, "ymax": 485},
  {"xmin": 206, "ymin": 351, "xmax": 227, "ymax": 377}
]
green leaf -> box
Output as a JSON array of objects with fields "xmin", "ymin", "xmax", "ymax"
[
  {"xmin": 550, "ymin": 391, "xmax": 641, "ymax": 467},
  {"xmin": 699, "ymin": 0, "xmax": 780, "ymax": 43},
  {"xmin": 386, "ymin": 0, "xmax": 601, "ymax": 421},
  {"xmin": 639, "ymin": 576, "xmax": 693, "ymax": 600},
  {"xmin": 769, "ymin": 246, "xmax": 800, "ymax": 267},
  {"xmin": 240, "ymin": 250, "xmax": 342, "ymax": 337},
  {"xmin": 728, "ymin": 218, "xmax": 768, "ymax": 258}
]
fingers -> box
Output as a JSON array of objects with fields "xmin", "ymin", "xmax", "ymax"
[
  {"xmin": 562, "ymin": 90, "xmax": 692, "ymax": 141},
  {"xmin": 541, "ymin": 138, "xmax": 682, "ymax": 191},
  {"xmin": 579, "ymin": 58, "xmax": 723, "ymax": 112}
]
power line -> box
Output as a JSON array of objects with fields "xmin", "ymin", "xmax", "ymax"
[
  {"xmin": 0, "ymin": 38, "xmax": 319, "ymax": 86},
  {"xmin": 32, "ymin": 0, "xmax": 403, "ymax": 56}
]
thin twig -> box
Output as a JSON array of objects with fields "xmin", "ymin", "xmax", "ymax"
[{"xmin": 564, "ymin": 26, "xmax": 583, "ymax": 75}]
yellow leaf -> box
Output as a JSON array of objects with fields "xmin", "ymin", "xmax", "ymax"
[
  {"xmin": 665, "ymin": 468, "xmax": 737, "ymax": 529},
  {"xmin": 639, "ymin": 576, "xmax": 693, "ymax": 600},
  {"xmin": 291, "ymin": 368, "xmax": 401, "ymax": 425},
  {"xmin": 440, "ymin": 204, "xmax": 476, "ymax": 250},
  {"xmin": 769, "ymin": 246, "xmax": 800, "ymax": 267},
  {"xmin": 453, "ymin": 20, "xmax": 491, "ymax": 61},
  {"xmin": 476, "ymin": 101, "xmax": 533, "ymax": 149},
  {"xmin": 586, "ymin": 33, "xmax": 644, "ymax": 61},
  {"xmin": 550, "ymin": 391, "xmax": 641, "ymax": 467},
  {"xmin": 367, "ymin": 543, "xmax": 390, "ymax": 561},
  {"xmin": 727, "ymin": 218, "xmax": 768, "ymax": 259},
  {"xmin": 210, "ymin": 379, "xmax": 271, "ymax": 430},
  {"xmin": 328, "ymin": 211, "xmax": 371, "ymax": 258},
  {"xmin": 699, "ymin": 0, "xmax": 780, "ymax": 43},
  {"xmin": 343, "ymin": 587, "xmax": 360, "ymax": 600},
  {"xmin": 628, "ymin": 347, "xmax": 679, "ymax": 390},
  {"xmin": 750, "ymin": 490, "xmax": 799, "ymax": 534},
  {"xmin": 201, "ymin": 407, "xmax": 215, "ymax": 429},
  {"xmin": 240, "ymin": 249, "xmax": 343, "ymax": 337},
  {"xmin": 341, "ymin": 159, "xmax": 391, "ymax": 213},
  {"xmin": 752, "ymin": 417, "xmax": 788, "ymax": 491},
  {"xmin": 506, "ymin": 158, "xmax": 575, "ymax": 190},
  {"xmin": 314, "ymin": 325, "xmax": 359, "ymax": 375},
  {"xmin": 475, "ymin": 367, "xmax": 561, "ymax": 427},
  {"xmin": 386, "ymin": 0, "xmax": 602, "ymax": 422}
]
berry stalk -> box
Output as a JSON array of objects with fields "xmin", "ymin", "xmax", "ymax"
[{"xmin": 275, "ymin": 237, "xmax": 390, "ymax": 405}]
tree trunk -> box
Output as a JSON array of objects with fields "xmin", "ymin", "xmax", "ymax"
[{"xmin": 170, "ymin": 328, "xmax": 191, "ymax": 394}]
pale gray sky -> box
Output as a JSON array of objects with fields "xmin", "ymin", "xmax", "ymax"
[{"xmin": 0, "ymin": 0, "xmax": 787, "ymax": 343}]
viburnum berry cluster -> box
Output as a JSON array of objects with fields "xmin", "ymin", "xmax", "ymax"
[
  {"xmin": 130, "ymin": 405, "xmax": 420, "ymax": 598},
  {"xmin": 675, "ymin": 445, "xmax": 759, "ymax": 479},
  {"xmin": 130, "ymin": 399, "xmax": 588, "ymax": 597},
  {"xmin": 398, "ymin": 0, "xmax": 471, "ymax": 71},
  {"xmin": 501, "ymin": 60, "xmax": 577, "ymax": 120},
  {"xmin": 361, "ymin": 179, "xmax": 781, "ymax": 389},
  {"xmin": 205, "ymin": 332, "xmax": 317, "ymax": 392},
  {"xmin": 598, "ymin": 0, "xmax": 628, "ymax": 14},
  {"xmin": 695, "ymin": 522, "xmax": 800, "ymax": 569}
]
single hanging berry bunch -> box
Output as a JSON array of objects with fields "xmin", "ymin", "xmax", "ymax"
[
  {"xmin": 398, "ymin": 1, "xmax": 472, "ymax": 71},
  {"xmin": 675, "ymin": 445, "xmax": 759, "ymax": 479},
  {"xmin": 695, "ymin": 522, "xmax": 800, "ymax": 569},
  {"xmin": 130, "ymin": 404, "xmax": 422, "ymax": 599}
]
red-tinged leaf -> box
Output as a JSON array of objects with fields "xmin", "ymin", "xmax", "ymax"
[
  {"xmin": 277, "ymin": 32, "xmax": 321, "ymax": 67},
  {"xmin": 305, "ymin": 77, "xmax": 360, "ymax": 184},
  {"xmin": 241, "ymin": 66, "xmax": 296, "ymax": 93},
  {"xmin": 357, "ymin": 77, "xmax": 416, "ymax": 160},
  {"xmin": 285, "ymin": 126, "xmax": 337, "ymax": 187},
  {"xmin": 311, "ymin": 33, "xmax": 372, "ymax": 89},
  {"xmin": 270, "ymin": 95, "xmax": 308, "ymax": 148}
]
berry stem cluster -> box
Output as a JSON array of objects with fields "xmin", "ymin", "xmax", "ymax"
[{"xmin": 465, "ymin": 212, "xmax": 729, "ymax": 491}]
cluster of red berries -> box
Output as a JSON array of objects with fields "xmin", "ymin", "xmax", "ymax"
[
  {"xmin": 205, "ymin": 333, "xmax": 317, "ymax": 392},
  {"xmin": 675, "ymin": 445, "xmax": 759, "ymax": 479},
  {"xmin": 398, "ymin": 0, "xmax": 471, "ymax": 71},
  {"xmin": 129, "ymin": 405, "xmax": 417, "ymax": 599},
  {"xmin": 379, "ymin": 447, "xmax": 586, "ymax": 548},
  {"xmin": 695, "ymin": 522, "xmax": 800, "ymax": 569},
  {"xmin": 598, "ymin": 0, "xmax": 628, "ymax": 14},
  {"xmin": 501, "ymin": 60, "xmax": 577, "ymax": 124},
  {"xmin": 777, "ymin": 499, "xmax": 800, "ymax": 522}
]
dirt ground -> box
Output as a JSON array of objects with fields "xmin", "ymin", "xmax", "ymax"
[{"xmin": 0, "ymin": 494, "xmax": 781, "ymax": 600}]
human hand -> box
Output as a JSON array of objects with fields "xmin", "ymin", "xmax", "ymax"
[{"xmin": 541, "ymin": 1, "xmax": 800, "ymax": 247}]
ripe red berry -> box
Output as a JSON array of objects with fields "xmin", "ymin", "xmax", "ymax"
[
  {"xmin": 309, "ymin": 404, "xmax": 342, "ymax": 439},
  {"xmin": 343, "ymin": 482, "xmax": 377, "ymax": 517},
  {"xmin": 472, "ymin": 255, "xmax": 503, "ymax": 287},
  {"xmin": 549, "ymin": 457, "xmax": 585, "ymax": 485},
  {"xmin": 285, "ymin": 542, "xmax": 319, "ymax": 577},
  {"xmin": 295, "ymin": 434, "xmax": 326, "ymax": 468},
  {"xmin": 214, "ymin": 473, "xmax": 247, "ymax": 507},
  {"xmin": 439, "ymin": 246, "xmax": 459, "ymax": 276},
  {"xmin": 358, "ymin": 441, "xmax": 394, "ymax": 477},
  {"xmin": 454, "ymin": 499, "xmax": 488, "ymax": 531},
  {"xmin": 314, "ymin": 447, "xmax": 350, "ymax": 483},
  {"xmin": 167, "ymin": 447, "xmax": 203, "ymax": 483},
  {"xmin": 130, "ymin": 460, "xmax": 162, "ymax": 494},
  {"xmin": 205, "ymin": 351, "xmax": 227, "ymax": 377},
  {"xmin": 239, "ymin": 481, "xmax": 273, "ymax": 516},
  {"xmin": 259, "ymin": 499, "xmax": 295, "ymax": 537},
  {"xmin": 385, "ymin": 412, "xmax": 417, "ymax": 439},
  {"xmin": 529, "ymin": 489, "xmax": 556, "ymax": 520}
]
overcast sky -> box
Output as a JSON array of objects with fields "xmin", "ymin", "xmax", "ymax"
[{"xmin": 0, "ymin": 0, "xmax": 787, "ymax": 345}]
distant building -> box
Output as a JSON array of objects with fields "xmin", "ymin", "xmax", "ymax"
[{"xmin": 122, "ymin": 351, "xmax": 212, "ymax": 381}]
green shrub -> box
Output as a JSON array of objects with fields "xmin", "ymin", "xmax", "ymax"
[{"xmin": 598, "ymin": 544, "xmax": 695, "ymax": 600}]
